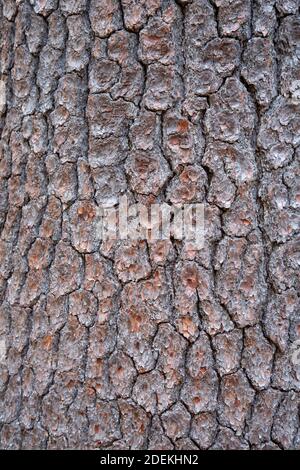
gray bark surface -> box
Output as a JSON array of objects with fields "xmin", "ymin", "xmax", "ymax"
[{"xmin": 0, "ymin": 0, "xmax": 299, "ymax": 450}]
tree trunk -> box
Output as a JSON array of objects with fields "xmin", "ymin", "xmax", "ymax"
[{"xmin": 0, "ymin": 0, "xmax": 299, "ymax": 450}]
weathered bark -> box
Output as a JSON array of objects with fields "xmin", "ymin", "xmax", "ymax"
[{"xmin": 0, "ymin": 0, "xmax": 299, "ymax": 450}]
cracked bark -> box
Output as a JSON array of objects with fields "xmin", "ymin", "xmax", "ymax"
[{"xmin": 0, "ymin": 0, "xmax": 299, "ymax": 450}]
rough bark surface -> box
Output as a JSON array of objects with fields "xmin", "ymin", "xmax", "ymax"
[{"xmin": 0, "ymin": 0, "xmax": 300, "ymax": 450}]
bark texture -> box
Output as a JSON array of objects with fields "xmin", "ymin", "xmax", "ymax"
[{"xmin": 0, "ymin": 0, "xmax": 300, "ymax": 450}]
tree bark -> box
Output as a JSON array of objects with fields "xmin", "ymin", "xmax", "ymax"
[{"xmin": 0, "ymin": 0, "xmax": 299, "ymax": 450}]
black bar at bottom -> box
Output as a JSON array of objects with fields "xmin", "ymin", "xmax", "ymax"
[{"xmin": 0, "ymin": 449, "xmax": 296, "ymax": 466}]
